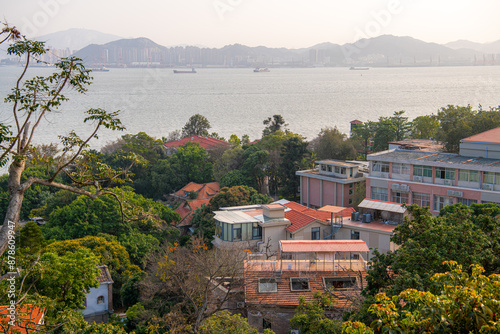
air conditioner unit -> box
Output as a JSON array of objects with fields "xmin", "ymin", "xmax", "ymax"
[
  {"xmin": 236, "ymin": 302, "xmax": 245, "ymax": 309},
  {"xmin": 444, "ymin": 179, "xmax": 454, "ymax": 186},
  {"xmin": 447, "ymin": 190, "xmax": 463, "ymax": 197},
  {"xmin": 400, "ymin": 184, "xmax": 410, "ymax": 192},
  {"xmin": 413, "ymin": 176, "xmax": 422, "ymax": 182},
  {"xmin": 484, "ymin": 184, "xmax": 494, "ymax": 191}
]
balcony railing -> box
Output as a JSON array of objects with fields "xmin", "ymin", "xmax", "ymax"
[{"xmin": 244, "ymin": 259, "xmax": 367, "ymax": 273}]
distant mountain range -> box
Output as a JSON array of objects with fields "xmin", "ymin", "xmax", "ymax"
[
  {"xmin": 1, "ymin": 28, "xmax": 499, "ymax": 67},
  {"xmin": 34, "ymin": 28, "xmax": 123, "ymax": 52}
]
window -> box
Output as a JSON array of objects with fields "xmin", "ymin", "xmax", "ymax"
[
  {"xmin": 258, "ymin": 278, "xmax": 277, "ymax": 293},
  {"xmin": 413, "ymin": 165, "xmax": 432, "ymax": 177},
  {"xmin": 324, "ymin": 277, "xmax": 357, "ymax": 290},
  {"xmin": 470, "ymin": 170, "xmax": 479, "ymax": 182},
  {"xmin": 311, "ymin": 227, "xmax": 320, "ymax": 240},
  {"xmin": 349, "ymin": 189, "xmax": 354, "ymax": 195},
  {"xmin": 371, "ymin": 187, "xmax": 388, "ymax": 201},
  {"xmin": 348, "ymin": 198, "xmax": 353, "ymax": 205},
  {"xmin": 351, "ymin": 230, "xmax": 360, "ymax": 240},
  {"xmin": 456, "ymin": 198, "xmax": 478, "ymax": 206},
  {"xmin": 349, "ymin": 183, "xmax": 354, "ymax": 189},
  {"xmin": 97, "ymin": 296, "xmax": 105, "ymax": 304},
  {"xmin": 434, "ymin": 195, "xmax": 453, "ymax": 211},
  {"xmin": 233, "ymin": 227, "xmax": 242, "ymax": 241},
  {"xmin": 392, "ymin": 163, "xmax": 410, "ymax": 175},
  {"xmin": 413, "ymin": 192, "xmax": 430, "ymax": 207},
  {"xmin": 340, "ymin": 168, "xmax": 346, "ymax": 175},
  {"xmin": 372, "ymin": 161, "xmax": 389, "ymax": 173},
  {"xmin": 335, "ymin": 166, "xmax": 340, "ymax": 173},
  {"xmin": 252, "ymin": 223, "xmax": 262, "ymax": 239},
  {"xmin": 327, "ymin": 166, "xmax": 332, "ymax": 172},
  {"xmin": 215, "ymin": 222, "xmax": 223, "ymax": 239},
  {"xmin": 459, "ymin": 170, "xmax": 480, "ymax": 182},
  {"xmin": 321, "ymin": 164, "xmax": 326, "ymax": 171},
  {"xmin": 290, "ymin": 278, "xmax": 310, "ymax": 291},
  {"xmin": 484, "ymin": 172, "xmax": 494, "ymax": 184},
  {"xmin": 435, "ymin": 167, "xmax": 455, "ymax": 180},
  {"xmin": 263, "ymin": 319, "xmax": 272, "ymax": 330},
  {"xmin": 350, "ymin": 168, "xmax": 353, "ymax": 177},
  {"xmin": 392, "ymin": 191, "xmax": 409, "ymax": 204}
]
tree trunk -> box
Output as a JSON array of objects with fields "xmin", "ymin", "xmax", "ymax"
[{"xmin": 0, "ymin": 159, "xmax": 26, "ymax": 256}]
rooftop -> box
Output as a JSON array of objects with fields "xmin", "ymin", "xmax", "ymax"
[
  {"xmin": 0, "ymin": 304, "xmax": 45, "ymax": 333},
  {"xmin": 316, "ymin": 160, "xmax": 361, "ymax": 168},
  {"xmin": 358, "ymin": 199, "xmax": 406, "ymax": 214},
  {"xmin": 387, "ymin": 139, "xmax": 444, "ymax": 152},
  {"xmin": 280, "ymin": 240, "xmax": 369, "ymax": 253},
  {"xmin": 97, "ymin": 265, "xmax": 113, "ymax": 284},
  {"xmin": 461, "ymin": 127, "xmax": 500, "ymax": 144},
  {"xmin": 368, "ymin": 149, "xmax": 500, "ymax": 169}
]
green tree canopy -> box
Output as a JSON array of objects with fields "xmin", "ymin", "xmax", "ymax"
[
  {"xmin": 262, "ymin": 114, "xmax": 288, "ymax": 136},
  {"xmin": 182, "ymin": 113, "xmax": 212, "ymax": 137},
  {"xmin": 209, "ymin": 185, "xmax": 272, "ymax": 211},
  {"xmin": 310, "ymin": 127, "xmax": 357, "ymax": 160}
]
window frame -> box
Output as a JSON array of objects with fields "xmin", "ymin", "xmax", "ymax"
[
  {"xmin": 258, "ymin": 278, "xmax": 278, "ymax": 293},
  {"xmin": 323, "ymin": 277, "xmax": 358, "ymax": 290},
  {"xmin": 290, "ymin": 277, "xmax": 310, "ymax": 292},
  {"xmin": 311, "ymin": 227, "xmax": 320, "ymax": 240},
  {"xmin": 97, "ymin": 296, "xmax": 105, "ymax": 304}
]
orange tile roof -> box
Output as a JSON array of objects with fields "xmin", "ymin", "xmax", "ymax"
[
  {"xmin": 0, "ymin": 304, "xmax": 45, "ymax": 333},
  {"xmin": 174, "ymin": 182, "xmax": 220, "ymax": 200},
  {"xmin": 285, "ymin": 210, "xmax": 317, "ymax": 232},
  {"xmin": 283, "ymin": 201, "xmax": 310, "ymax": 212},
  {"xmin": 318, "ymin": 206, "xmax": 355, "ymax": 218},
  {"xmin": 175, "ymin": 203, "xmax": 191, "ymax": 220},
  {"xmin": 244, "ymin": 270, "xmax": 366, "ymax": 307},
  {"xmin": 164, "ymin": 135, "xmax": 230, "ymax": 150},
  {"xmin": 280, "ymin": 240, "xmax": 369, "ymax": 253},
  {"xmin": 461, "ymin": 127, "xmax": 500, "ymax": 143}
]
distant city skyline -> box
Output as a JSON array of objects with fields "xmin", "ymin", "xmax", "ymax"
[{"xmin": 2, "ymin": 0, "xmax": 500, "ymax": 49}]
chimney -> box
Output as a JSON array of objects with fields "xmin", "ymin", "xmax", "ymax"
[{"xmin": 262, "ymin": 204, "xmax": 285, "ymax": 219}]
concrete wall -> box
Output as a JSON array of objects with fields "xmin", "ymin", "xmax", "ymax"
[
  {"xmin": 335, "ymin": 226, "xmax": 395, "ymax": 259},
  {"xmin": 460, "ymin": 142, "xmax": 500, "ymax": 159},
  {"xmin": 291, "ymin": 221, "xmax": 328, "ymax": 240},
  {"xmin": 261, "ymin": 225, "xmax": 288, "ymax": 254},
  {"xmin": 83, "ymin": 283, "xmax": 111, "ymax": 319}
]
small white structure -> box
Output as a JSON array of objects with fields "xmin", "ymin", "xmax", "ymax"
[{"xmin": 83, "ymin": 265, "xmax": 114, "ymax": 323}]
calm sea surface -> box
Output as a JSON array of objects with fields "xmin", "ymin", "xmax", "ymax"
[{"xmin": 1, "ymin": 66, "xmax": 500, "ymax": 149}]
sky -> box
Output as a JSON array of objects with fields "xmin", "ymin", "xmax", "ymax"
[{"xmin": 2, "ymin": 0, "xmax": 500, "ymax": 48}]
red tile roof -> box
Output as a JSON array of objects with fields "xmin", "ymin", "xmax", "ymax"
[
  {"xmin": 350, "ymin": 120, "xmax": 363, "ymax": 124},
  {"xmin": 244, "ymin": 269, "xmax": 366, "ymax": 307},
  {"xmin": 174, "ymin": 182, "xmax": 220, "ymax": 200},
  {"xmin": 164, "ymin": 135, "xmax": 230, "ymax": 150},
  {"xmin": 0, "ymin": 304, "xmax": 45, "ymax": 333},
  {"xmin": 285, "ymin": 210, "xmax": 317, "ymax": 232},
  {"xmin": 461, "ymin": 127, "xmax": 500, "ymax": 144},
  {"xmin": 280, "ymin": 240, "xmax": 369, "ymax": 253}
]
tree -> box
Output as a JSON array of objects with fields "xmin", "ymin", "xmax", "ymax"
[
  {"xmin": 0, "ymin": 35, "xmax": 138, "ymax": 257},
  {"xmin": 155, "ymin": 239, "xmax": 247, "ymax": 333},
  {"xmin": 344, "ymin": 262, "xmax": 500, "ymax": 333},
  {"xmin": 279, "ymin": 135, "xmax": 312, "ymax": 199},
  {"xmin": 290, "ymin": 292, "xmax": 343, "ymax": 334},
  {"xmin": 182, "ymin": 114, "xmax": 211, "ymax": 137},
  {"xmin": 310, "ymin": 127, "xmax": 356, "ymax": 160},
  {"xmin": 351, "ymin": 121, "xmax": 375, "ymax": 159},
  {"xmin": 262, "ymin": 115, "xmax": 288, "ymax": 136},
  {"xmin": 410, "ymin": 115, "xmax": 439, "ymax": 139},
  {"xmin": 364, "ymin": 204, "xmax": 499, "ymax": 298},
  {"xmin": 200, "ymin": 311, "xmax": 275, "ymax": 334},
  {"xmin": 209, "ymin": 185, "xmax": 271, "ymax": 211}
]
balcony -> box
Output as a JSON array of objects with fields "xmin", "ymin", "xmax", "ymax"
[{"xmin": 245, "ymin": 258, "xmax": 368, "ymax": 273}]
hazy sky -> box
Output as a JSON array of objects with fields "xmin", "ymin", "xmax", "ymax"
[{"xmin": 2, "ymin": 0, "xmax": 500, "ymax": 48}]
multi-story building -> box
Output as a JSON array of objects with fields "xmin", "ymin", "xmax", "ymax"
[
  {"xmin": 244, "ymin": 240, "xmax": 369, "ymax": 334},
  {"xmin": 366, "ymin": 127, "xmax": 500, "ymax": 214},
  {"xmin": 296, "ymin": 160, "xmax": 368, "ymax": 208}
]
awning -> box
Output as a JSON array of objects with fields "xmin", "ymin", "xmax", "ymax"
[
  {"xmin": 280, "ymin": 240, "xmax": 369, "ymax": 253},
  {"xmin": 358, "ymin": 199, "xmax": 406, "ymax": 214}
]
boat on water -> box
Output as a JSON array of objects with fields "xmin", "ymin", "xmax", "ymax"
[
  {"xmin": 173, "ymin": 68, "xmax": 197, "ymax": 74},
  {"xmin": 349, "ymin": 67, "xmax": 369, "ymax": 70},
  {"xmin": 91, "ymin": 67, "xmax": 110, "ymax": 72},
  {"xmin": 253, "ymin": 68, "xmax": 270, "ymax": 72}
]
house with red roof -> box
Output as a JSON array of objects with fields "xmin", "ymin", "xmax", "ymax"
[
  {"xmin": 172, "ymin": 182, "xmax": 220, "ymax": 233},
  {"xmin": 243, "ymin": 240, "xmax": 369, "ymax": 334},
  {"xmin": 164, "ymin": 135, "xmax": 230, "ymax": 154},
  {"xmin": 212, "ymin": 200, "xmax": 394, "ymax": 258}
]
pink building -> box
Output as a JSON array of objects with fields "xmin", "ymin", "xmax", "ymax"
[
  {"xmin": 296, "ymin": 160, "xmax": 368, "ymax": 208},
  {"xmin": 367, "ymin": 128, "xmax": 500, "ymax": 214}
]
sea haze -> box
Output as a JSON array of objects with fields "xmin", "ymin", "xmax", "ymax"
[{"xmin": 0, "ymin": 66, "xmax": 499, "ymax": 149}]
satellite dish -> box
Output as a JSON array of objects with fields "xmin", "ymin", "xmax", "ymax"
[{"xmin": 381, "ymin": 211, "xmax": 390, "ymax": 220}]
